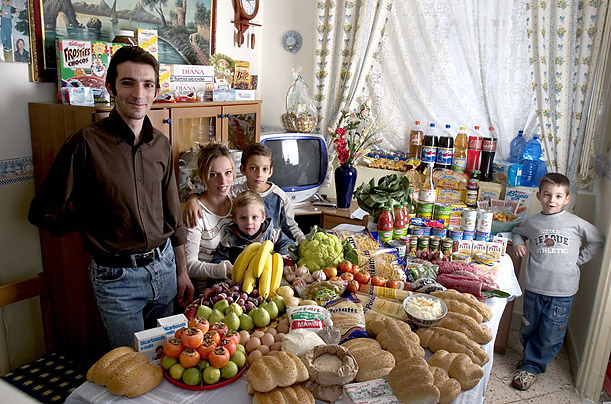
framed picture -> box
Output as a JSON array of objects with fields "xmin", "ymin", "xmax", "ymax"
[
  {"xmin": 29, "ymin": 0, "xmax": 218, "ymax": 82},
  {"xmin": 0, "ymin": 0, "xmax": 31, "ymax": 64}
]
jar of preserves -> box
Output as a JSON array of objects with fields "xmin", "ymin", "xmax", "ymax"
[{"xmin": 113, "ymin": 30, "xmax": 137, "ymax": 46}]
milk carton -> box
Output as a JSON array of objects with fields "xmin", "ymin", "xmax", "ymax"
[{"xmin": 134, "ymin": 326, "xmax": 166, "ymax": 364}]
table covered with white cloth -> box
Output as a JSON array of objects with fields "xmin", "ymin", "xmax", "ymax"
[{"xmin": 66, "ymin": 253, "xmax": 522, "ymax": 404}]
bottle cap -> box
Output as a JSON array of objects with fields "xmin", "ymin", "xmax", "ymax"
[
  {"xmin": 474, "ymin": 126, "xmax": 480, "ymax": 130},
  {"xmin": 445, "ymin": 124, "xmax": 451, "ymax": 129},
  {"xmin": 460, "ymin": 126, "xmax": 466, "ymax": 130},
  {"xmin": 415, "ymin": 120, "xmax": 420, "ymax": 125},
  {"xmin": 430, "ymin": 123, "xmax": 436, "ymax": 128},
  {"xmin": 489, "ymin": 126, "xmax": 494, "ymax": 130},
  {"xmin": 115, "ymin": 30, "xmax": 134, "ymax": 37}
]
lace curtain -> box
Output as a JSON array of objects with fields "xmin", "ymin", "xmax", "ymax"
[{"xmin": 368, "ymin": 1, "xmax": 533, "ymax": 160}]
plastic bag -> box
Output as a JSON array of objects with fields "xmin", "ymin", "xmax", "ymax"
[{"xmin": 281, "ymin": 68, "xmax": 317, "ymax": 133}]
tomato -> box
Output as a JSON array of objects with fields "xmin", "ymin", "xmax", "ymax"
[
  {"xmin": 179, "ymin": 348, "xmax": 201, "ymax": 368},
  {"xmin": 354, "ymin": 269, "xmax": 371, "ymax": 285},
  {"xmin": 189, "ymin": 317, "xmax": 210, "ymax": 334},
  {"xmin": 224, "ymin": 329, "xmax": 241, "ymax": 346},
  {"xmin": 204, "ymin": 330, "xmax": 221, "ymax": 345},
  {"xmin": 371, "ymin": 276, "xmax": 387, "ymax": 287},
  {"xmin": 196, "ymin": 338, "xmax": 217, "ymax": 360},
  {"xmin": 323, "ymin": 267, "xmax": 338, "ymax": 279},
  {"xmin": 340, "ymin": 272, "xmax": 354, "ymax": 281},
  {"xmin": 163, "ymin": 338, "xmax": 184, "ymax": 359},
  {"xmin": 211, "ymin": 322, "xmax": 228, "ymax": 339},
  {"xmin": 385, "ymin": 280, "xmax": 400, "ymax": 289},
  {"xmin": 209, "ymin": 346, "xmax": 230, "ymax": 369},
  {"xmin": 338, "ymin": 261, "xmax": 353, "ymax": 274},
  {"xmin": 181, "ymin": 327, "xmax": 204, "ymax": 349},
  {"xmin": 329, "ymin": 276, "xmax": 340, "ymax": 282},
  {"xmin": 219, "ymin": 338, "xmax": 237, "ymax": 356},
  {"xmin": 346, "ymin": 279, "xmax": 360, "ymax": 293},
  {"xmin": 174, "ymin": 326, "xmax": 189, "ymax": 340}
]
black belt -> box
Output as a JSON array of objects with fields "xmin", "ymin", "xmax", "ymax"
[{"xmin": 94, "ymin": 245, "xmax": 163, "ymax": 268}]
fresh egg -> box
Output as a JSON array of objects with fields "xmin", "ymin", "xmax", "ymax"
[
  {"xmin": 239, "ymin": 330, "xmax": 250, "ymax": 345},
  {"xmin": 248, "ymin": 349, "xmax": 263, "ymax": 364},
  {"xmin": 245, "ymin": 337, "xmax": 261, "ymax": 353},
  {"xmin": 270, "ymin": 342, "xmax": 283, "ymax": 351},
  {"xmin": 252, "ymin": 330, "xmax": 265, "ymax": 339},
  {"xmin": 266, "ymin": 328, "xmax": 277, "ymax": 336},
  {"xmin": 261, "ymin": 333, "xmax": 275, "ymax": 347},
  {"xmin": 257, "ymin": 344, "xmax": 270, "ymax": 355},
  {"xmin": 275, "ymin": 333, "xmax": 285, "ymax": 342}
]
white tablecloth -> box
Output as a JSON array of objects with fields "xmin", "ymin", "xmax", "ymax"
[{"xmin": 66, "ymin": 254, "xmax": 521, "ymax": 404}]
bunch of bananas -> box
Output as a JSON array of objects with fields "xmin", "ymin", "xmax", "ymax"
[{"xmin": 232, "ymin": 240, "xmax": 283, "ymax": 298}]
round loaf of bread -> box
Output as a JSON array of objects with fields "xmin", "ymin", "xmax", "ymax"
[{"xmin": 341, "ymin": 338, "xmax": 395, "ymax": 382}]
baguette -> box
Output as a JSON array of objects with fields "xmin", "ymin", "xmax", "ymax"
[
  {"xmin": 428, "ymin": 349, "xmax": 484, "ymax": 390},
  {"xmin": 435, "ymin": 311, "xmax": 493, "ymax": 344},
  {"xmin": 342, "ymin": 338, "xmax": 395, "ymax": 382},
  {"xmin": 431, "ymin": 289, "xmax": 492, "ymax": 322},
  {"xmin": 252, "ymin": 384, "xmax": 314, "ymax": 404},
  {"xmin": 246, "ymin": 351, "xmax": 309, "ymax": 393},
  {"xmin": 430, "ymin": 366, "xmax": 461, "ymax": 404},
  {"xmin": 416, "ymin": 327, "xmax": 489, "ymax": 366}
]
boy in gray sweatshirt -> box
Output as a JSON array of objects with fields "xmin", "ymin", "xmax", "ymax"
[{"xmin": 510, "ymin": 173, "xmax": 604, "ymax": 390}]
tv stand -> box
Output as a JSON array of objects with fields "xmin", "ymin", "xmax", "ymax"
[{"xmin": 293, "ymin": 200, "xmax": 368, "ymax": 232}]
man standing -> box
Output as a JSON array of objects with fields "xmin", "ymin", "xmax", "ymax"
[{"xmin": 29, "ymin": 46, "xmax": 193, "ymax": 348}]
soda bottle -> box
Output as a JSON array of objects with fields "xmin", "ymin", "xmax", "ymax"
[
  {"xmin": 435, "ymin": 124, "xmax": 454, "ymax": 170},
  {"xmin": 480, "ymin": 126, "xmax": 497, "ymax": 182},
  {"xmin": 409, "ymin": 121, "xmax": 424, "ymax": 159},
  {"xmin": 420, "ymin": 123, "xmax": 438, "ymax": 165},
  {"xmin": 393, "ymin": 204, "xmax": 407, "ymax": 239},
  {"xmin": 452, "ymin": 126, "xmax": 468, "ymax": 173},
  {"xmin": 465, "ymin": 170, "xmax": 480, "ymax": 207},
  {"xmin": 377, "ymin": 205, "xmax": 394, "ymax": 245},
  {"xmin": 509, "ymin": 130, "xmax": 527, "ymax": 164},
  {"xmin": 521, "ymin": 135, "xmax": 542, "ymax": 187},
  {"xmin": 418, "ymin": 162, "xmax": 436, "ymax": 203},
  {"xmin": 466, "ymin": 126, "xmax": 483, "ymax": 174}
]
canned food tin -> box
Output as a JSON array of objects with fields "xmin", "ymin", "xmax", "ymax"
[
  {"xmin": 416, "ymin": 202, "xmax": 434, "ymax": 220},
  {"xmin": 433, "ymin": 203, "xmax": 452, "ymax": 228},
  {"xmin": 409, "ymin": 237, "xmax": 418, "ymax": 255},
  {"xmin": 463, "ymin": 230, "xmax": 475, "ymax": 240},
  {"xmin": 388, "ymin": 239, "xmax": 407, "ymax": 257},
  {"xmin": 441, "ymin": 238, "xmax": 454, "ymax": 256},
  {"xmin": 417, "ymin": 235, "xmax": 429, "ymax": 251},
  {"xmin": 431, "ymin": 227, "xmax": 447, "ymax": 238},
  {"xmin": 451, "ymin": 252, "xmax": 472, "ymax": 263},
  {"xmin": 400, "ymin": 234, "xmax": 412, "ymax": 246},
  {"xmin": 421, "ymin": 226, "xmax": 432, "ymax": 237},
  {"xmin": 475, "ymin": 231, "xmax": 492, "ymax": 242},
  {"xmin": 429, "ymin": 236, "xmax": 441, "ymax": 251},
  {"xmin": 476, "ymin": 209, "xmax": 493, "ymax": 233},
  {"xmin": 447, "ymin": 226, "xmax": 464, "ymax": 241},
  {"xmin": 461, "ymin": 208, "xmax": 477, "ymax": 231},
  {"xmin": 408, "ymin": 225, "xmax": 425, "ymax": 236}
]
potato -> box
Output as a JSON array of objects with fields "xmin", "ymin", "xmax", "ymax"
[
  {"xmin": 300, "ymin": 299, "xmax": 318, "ymax": 306},
  {"xmin": 276, "ymin": 286, "xmax": 295, "ymax": 299},
  {"xmin": 284, "ymin": 296, "xmax": 300, "ymax": 307}
]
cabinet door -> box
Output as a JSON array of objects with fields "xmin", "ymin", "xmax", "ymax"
[
  {"xmin": 148, "ymin": 108, "xmax": 170, "ymax": 138},
  {"xmin": 169, "ymin": 106, "xmax": 222, "ymax": 200},
  {"xmin": 222, "ymin": 104, "xmax": 261, "ymax": 150}
]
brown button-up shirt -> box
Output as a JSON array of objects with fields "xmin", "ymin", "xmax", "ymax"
[{"xmin": 29, "ymin": 108, "xmax": 186, "ymax": 257}]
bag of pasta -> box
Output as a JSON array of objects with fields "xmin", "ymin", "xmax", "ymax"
[{"xmin": 281, "ymin": 68, "xmax": 316, "ymax": 133}]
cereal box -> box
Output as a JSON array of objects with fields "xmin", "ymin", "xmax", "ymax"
[
  {"xmin": 137, "ymin": 29, "xmax": 158, "ymax": 59},
  {"xmin": 134, "ymin": 326, "xmax": 166, "ymax": 365}
]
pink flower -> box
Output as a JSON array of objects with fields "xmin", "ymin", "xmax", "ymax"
[
  {"xmin": 335, "ymin": 128, "xmax": 346, "ymax": 136},
  {"xmin": 349, "ymin": 112, "xmax": 358, "ymax": 121},
  {"xmin": 361, "ymin": 108, "xmax": 369, "ymax": 117}
]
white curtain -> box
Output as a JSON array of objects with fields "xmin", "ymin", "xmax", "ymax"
[{"xmin": 368, "ymin": 1, "xmax": 533, "ymax": 160}]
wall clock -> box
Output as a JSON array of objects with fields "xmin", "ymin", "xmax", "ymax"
[{"xmin": 233, "ymin": 0, "xmax": 261, "ymax": 48}]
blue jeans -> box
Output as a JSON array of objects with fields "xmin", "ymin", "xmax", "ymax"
[
  {"xmin": 519, "ymin": 290, "xmax": 573, "ymax": 374},
  {"xmin": 1, "ymin": 19, "xmax": 12, "ymax": 50},
  {"xmin": 89, "ymin": 240, "xmax": 177, "ymax": 348}
]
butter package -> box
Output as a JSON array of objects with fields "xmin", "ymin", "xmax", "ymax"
[
  {"xmin": 137, "ymin": 29, "xmax": 158, "ymax": 59},
  {"xmin": 486, "ymin": 241, "xmax": 504, "ymax": 261},
  {"xmin": 457, "ymin": 240, "xmax": 472, "ymax": 255},
  {"xmin": 159, "ymin": 64, "xmax": 214, "ymax": 95},
  {"xmin": 344, "ymin": 379, "xmax": 394, "ymax": 402},
  {"xmin": 471, "ymin": 240, "xmax": 488, "ymax": 257},
  {"xmin": 478, "ymin": 181, "xmax": 505, "ymax": 201},
  {"xmin": 493, "ymin": 235, "xmax": 509, "ymax": 255},
  {"xmin": 134, "ymin": 326, "xmax": 166, "ymax": 364},
  {"xmin": 157, "ymin": 313, "xmax": 188, "ymax": 338}
]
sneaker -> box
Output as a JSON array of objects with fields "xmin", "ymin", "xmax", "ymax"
[{"xmin": 512, "ymin": 369, "xmax": 537, "ymax": 390}]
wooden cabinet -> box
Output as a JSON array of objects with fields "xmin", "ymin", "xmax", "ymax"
[{"xmin": 28, "ymin": 100, "xmax": 261, "ymax": 366}]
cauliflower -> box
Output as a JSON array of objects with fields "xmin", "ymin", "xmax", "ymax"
[{"xmin": 297, "ymin": 231, "xmax": 344, "ymax": 272}]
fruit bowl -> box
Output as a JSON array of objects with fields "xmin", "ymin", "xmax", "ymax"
[
  {"xmin": 162, "ymin": 363, "xmax": 247, "ymax": 391},
  {"xmin": 402, "ymin": 294, "xmax": 447, "ymax": 327}
]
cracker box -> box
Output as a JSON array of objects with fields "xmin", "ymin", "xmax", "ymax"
[
  {"xmin": 157, "ymin": 313, "xmax": 188, "ymax": 338},
  {"xmin": 160, "ymin": 64, "xmax": 214, "ymax": 95},
  {"xmin": 134, "ymin": 326, "xmax": 166, "ymax": 364},
  {"xmin": 137, "ymin": 29, "xmax": 158, "ymax": 60}
]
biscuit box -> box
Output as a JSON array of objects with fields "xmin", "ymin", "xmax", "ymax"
[
  {"xmin": 157, "ymin": 313, "xmax": 188, "ymax": 338},
  {"xmin": 134, "ymin": 326, "xmax": 166, "ymax": 365},
  {"xmin": 159, "ymin": 64, "xmax": 214, "ymax": 95},
  {"xmin": 137, "ymin": 29, "xmax": 158, "ymax": 59}
]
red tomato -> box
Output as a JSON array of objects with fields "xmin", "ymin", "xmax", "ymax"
[
  {"xmin": 385, "ymin": 280, "xmax": 400, "ymax": 289},
  {"xmin": 181, "ymin": 327, "xmax": 204, "ymax": 349},
  {"xmin": 204, "ymin": 330, "xmax": 221, "ymax": 345},
  {"xmin": 338, "ymin": 261, "xmax": 353, "ymax": 274},
  {"xmin": 224, "ymin": 329, "xmax": 241, "ymax": 346},
  {"xmin": 323, "ymin": 267, "xmax": 338, "ymax": 279},
  {"xmin": 354, "ymin": 269, "xmax": 371, "ymax": 285},
  {"xmin": 189, "ymin": 317, "xmax": 210, "ymax": 334},
  {"xmin": 329, "ymin": 276, "xmax": 340, "ymax": 282},
  {"xmin": 219, "ymin": 338, "xmax": 237, "ymax": 356},
  {"xmin": 174, "ymin": 326, "xmax": 189, "ymax": 340},
  {"xmin": 346, "ymin": 279, "xmax": 360, "ymax": 293},
  {"xmin": 179, "ymin": 348, "xmax": 200, "ymax": 368},
  {"xmin": 209, "ymin": 346, "xmax": 230, "ymax": 369},
  {"xmin": 371, "ymin": 276, "xmax": 387, "ymax": 287},
  {"xmin": 340, "ymin": 272, "xmax": 354, "ymax": 281},
  {"xmin": 163, "ymin": 338, "xmax": 183, "ymax": 358},
  {"xmin": 211, "ymin": 322, "xmax": 228, "ymax": 339},
  {"xmin": 196, "ymin": 338, "xmax": 217, "ymax": 360}
]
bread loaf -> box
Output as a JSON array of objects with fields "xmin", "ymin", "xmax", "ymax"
[
  {"xmin": 430, "ymin": 366, "xmax": 461, "ymax": 404},
  {"xmin": 436, "ymin": 311, "xmax": 493, "ymax": 344},
  {"xmin": 341, "ymin": 338, "xmax": 395, "ymax": 382},
  {"xmin": 388, "ymin": 357, "xmax": 439, "ymax": 404},
  {"xmin": 416, "ymin": 327, "xmax": 489, "ymax": 366},
  {"xmin": 428, "ymin": 349, "xmax": 484, "ymax": 390},
  {"xmin": 252, "ymin": 384, "xmax": 314, "ymax": 404},
  {"xmin": 431, "ymin": 289, "xmax": 492, "ymax": 322},
  {"xmin": 246, "ymin": 351, "xmax": 309, "ymax": 393},
  {"xmin": 86, "ymin": 347, "xmax": 162, "ymax": 398},
  {"xmin": 375, "ymin": 318, "xmax": 424, "ymax": 363}
]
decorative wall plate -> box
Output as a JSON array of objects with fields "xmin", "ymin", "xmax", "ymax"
[
  {"xmin": 282, "ymin": 30, "xmax": 303, "ymax": 54},
  {"xmin": 209, "ymin": 53, "xmax": 235, "ymax": 76}
]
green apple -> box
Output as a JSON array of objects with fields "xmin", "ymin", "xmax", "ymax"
[
  {"xmin": 203, "ymin": 365, "xmax": 221, "ymax": 384},
  {"xmin": 240, "ymin": 313, "xmax": 255, "ymax": 331},
  {"xmin": 197, "ymin": 304, "xmax": 213, "ymax": 320},
  {"xmin": 197, "ymin": 360, "xmax": 210, "ymax": 372},
  {"xmin": 230, "ymin": 351, "xmax": 246, "ymax": 368},
  {"xmin": 169, "ymin": 363, "xmax": 185, "ymax": 380},
  {"xmin": 160, "ymin": 356, "xmax": 178, "ymax": 371},
  {"xmin": 182, "ymin": 367, "xmax": 201, "ymax": 386},
  {"xmin": 253, "ymin": 307, "xmax": 271, "ymax": 328},
  {"xmin": 262, "ymin": 301, "xmax": 279, "ymax": 319},
  {"xmin": 214, "ymin": 299, "xmax": 229, "ymax": 313},
  {"xmin": 272, "ymin": 295, "xmax": 285, "ymax": 314},
  {"xmin": 223, "ymin": 312, "xmax": 241, "ymax": 331},
  {"xmin": 235, "ymin": 343, "xmax": 246, "ymax": 355},
  {"xmin": 221, "ymin": 360, "xmax": 239, "ymax": 379},
  {"xmin": 208, "ymin": 308, "xmax": 226, "ymax": 325}
]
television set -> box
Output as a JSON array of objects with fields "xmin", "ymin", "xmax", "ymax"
[{"xmin": 259, "ymin": 132, "xmax": 329, "ymax": 205}]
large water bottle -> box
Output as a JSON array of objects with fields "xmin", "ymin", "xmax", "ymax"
[
  {"xmin": 535, "ymin": 152, "xmax": 548, "ymax": 186},
  {"xmin": 521, "ymin": 135, "xmax": 542, "ymax": 187},
  {"xmin": 508, "ymin": 130, "xmax": 527, "ymax": 164}
]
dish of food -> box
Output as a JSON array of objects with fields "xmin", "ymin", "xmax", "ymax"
[
  {"xmin": 402, "ymin": 294, "xmax": 448, "ymax": 327},
  {"xmin": 162, "ymin": 363, "xmax": 247, "ymax": 391}
]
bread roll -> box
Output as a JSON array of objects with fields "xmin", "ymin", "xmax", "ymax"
[
  {"xmin": 86, "ymin": 346, "xmax": 134, "ymax": 386},
  {"xmin": 388, "ymin": 357, "xmax": 439, "ymax": 404},
  {"xmin": 252, "ymin": 384, "xmax": 314, "ymax": 404},
  {"xmin": 375, "ymin": 318, "xmax": 424, "ymax": 363},
  {"xmin": 436, "ymin": 311, "xmax": 493, "ymax": 344},
  {"xmin": 246, "ymin": 351, "xmax": 309, "ymax": 393},
  {"xmin": 430, "ymin": 366, "xmax": 461, "ymax": 404},
  {"xmin": 416, "ymin": 327, "xmax": 489, "ymax": 366},
  {"xmin": 431, "ymin": 289, "xmax": 492, "ymax": 322},
  {"xmin": 342, "ymin": 338, "xmax": 395, "ymax": 382},
  {"xmin": 428, "ymin": 349, "xmax": 484, "ymax": 390}
]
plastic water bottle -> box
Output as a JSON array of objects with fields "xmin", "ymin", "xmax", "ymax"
[
  {"xmin": 521, "ymin": 135, "xmax": 542, "ymax": 187},
  {"xmin": 535, "ymin": 152, "xmax": 548, "ymax": 186},
  {"xmin": 508, "ymin": 130, "xmax": 526, "ymax": 164}
]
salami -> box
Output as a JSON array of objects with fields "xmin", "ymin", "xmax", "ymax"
[{"xmin": 436, "ymin": 273, "xmax": 483, "ymax": 298}]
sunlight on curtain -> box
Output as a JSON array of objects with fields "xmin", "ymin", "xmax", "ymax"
[{"xmin": 368, "ymin": 1, "xmax": 533, "ymax": 159}]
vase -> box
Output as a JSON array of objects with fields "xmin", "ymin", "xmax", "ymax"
[{"xmin": 335, "ymin": 164, "xmax": 357, "ymax": 209}]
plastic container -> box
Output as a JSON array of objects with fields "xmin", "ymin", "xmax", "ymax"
[
  {"xmin": 480, "ymin": 126, "xmax": 497, "ymax": 182},
  {"xmin": 451, "ymin": 126, "xmax": 468, "ymax": 173},
  {"xmin": 409, "ymin": 121, "xmax": 423, "ymax": 159},
  {"xmin": 521, "ymin": 135, "xmax": 542, "ymax": 187},
  {"xmin": 535, "ymin": 153, "xmax": 548, "ymax": 186},
  {"xmin": 509, "ymin": 130, "xmax": 526, "ymax": 164},
  {"xmin": 435, "ymin": 124, "xmax": 454, "ymax": 170}
]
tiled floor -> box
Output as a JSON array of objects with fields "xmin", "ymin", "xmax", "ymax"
[{"xmin": 484, "ymin": 327, "xmax": 595, "ymax": 404}]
